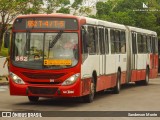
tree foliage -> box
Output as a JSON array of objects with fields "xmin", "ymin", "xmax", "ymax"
[
  {"xmin": 44, "ymin": 0, "xmax": 92, "ymax": 15},
  {"xmin": 93, "ymin": 0, "xmax": 160, "ymax": 38},
  {"xmin": 0, "ymin": 0, "xmax": 44, "ymax": 52},
  {"xmin": 0, "ymin": 0, "xmax": 93, "ymax": 52},
  {"xmin": 44, "ymin": 0, "xmax": 70, "ymax": 14},
  {"xmin": 22, "ymin": 0, "xmax": 44, "ymax": 14}
]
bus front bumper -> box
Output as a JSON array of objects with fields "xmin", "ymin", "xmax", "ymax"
[{"xmin": 9, "ymin": 77, "xmax": 82, "ymax": 98}]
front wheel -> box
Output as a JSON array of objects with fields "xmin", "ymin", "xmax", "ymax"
[
  {"xmin": 83, "ymin": 79, "xmax": 95, "ymax": 103},
  {"xmin": 28, "ymin": 96, "xmax": 39, "ymax": 102}
]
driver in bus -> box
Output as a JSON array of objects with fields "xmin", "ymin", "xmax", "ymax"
[
  {"xmin": 52, "ymin": 37, "xmax": 78, "ymax": 66},
  {"xmin": 62, "ymin": 39, "xmax": 78, "ymax": 65},
  {"xmin": 63, "ymin": 39, "xmax": 76, "ymax": 49}
]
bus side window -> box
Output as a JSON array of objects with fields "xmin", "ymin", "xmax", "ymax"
[
  {"xmin": 120, "ymin": 31, "xmax": 126, "ymax": 54},
  {"xmin": 155, "ymin": 37, "xmax": 158, "ymax": 53},
  {"xmin": 110, "ymin": 29, "xmax": 115, "ymax": 54},
  {"xmin": 147, "ymin": 36, "xmax": 150, "ymax": 53},
  {"xmin": 110, "ymin": 29, "xmax": 124, "ymax": 54},
  {"xmin": 152, "ymin": 37, "xmax": 155, "ymax": 54},
  {"xmin": 132, "ymin": 32, "xmax": 137, "ymax": 54},
  {"xmin": 99, "ymin": 28, "xmax": 105, "ymax": 55},
  {"xmin": 142, "ymin": 35, "xmax": 147, "ymax": 53},
  {"xmin": 137, "ymin": 33, "xmax": 143, "ymax": 53},
  {"xmin": 81, "ymin": 26, "xmax": 89, "ymax": 54},
  {"xmin": 114, "ymin": 30, "xmax": 120, "ymax": 53},
  {"xmin": 150, "ymin": 36, "xmax": 153, "ymax": 53},
  {"xmin": 95, "ymin": 27, "xmax": 98, "ymax": 54},
  {"xmin": 88, "ymin": 26, "xmax": 96, "ymax": 55},
  {"xmin": 105, "ymin": 28, "xmax": 109, "ymax": 54}
]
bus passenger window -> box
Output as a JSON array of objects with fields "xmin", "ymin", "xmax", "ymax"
[
  {"xmin": 152, "ymin": 37, "xmax": 156, "ymax": 54},
  {"xmin": 155, "ymin": 37, "xmax": 158, "ymax": 53},
  {"xmin": 81, "ymin": 27, "xmax": 89, "ymax": 54},
  {"xmin": 132, "ymin": 32, "xmax": 137, "ymax": 54},
  {"xmin": 110, "ymin": 29, "xmax": 115, "ymax": 54},
  {"xmin": 105, "ymin": 28, "xmax": 109, "ymax": 54},
  {"xmin": 115, "ymin": 31, "xmax": 120, "ymax": 53},
  {"xmin": 120, "ymin": 31, "xmax": 126, "ymax": 54},
  {"xmin": 147, "ymin": 36, "xmax": 151, "ymax": 53},
  {"xmin": 99, "ymin": 28, "xmax": 105, "ymax": 55},
  {"xmin": 142, "ymin": 35, "xmax": 147, "ymax": 53},
  {"xmin": 88, "ymin": 26, "xmax": 96, "ymax": 54},
  {"xmin": 137, "ymin": 34, "xmax": 143, "ymax": 53},
  {"xmin": 150, "ymin": 36, "xmax": 153, "ymax": 53}
]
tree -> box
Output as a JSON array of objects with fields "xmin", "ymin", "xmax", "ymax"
[
  {"xmin": 93, "ymin": 0, "xmax": 160, "ymax": 38},
  {"xmin": 44, "ymin": 0, "xmax": 93, "ymax": 16},
  {"xmin": 71, "ymin": 0, "xmax": 93, "ymax": 16},
  {"xmin": 22, "ymin": 0, "xmax": 44, "ymax": 14},
  {"xmin": 44, "ymin": 0, "xmax": 70, "ymax": 14},
  {"xmin": 0, "ymin": 0, "xmax": 44, "ymax": 52},
  {"xmin": 0, "ymin": 0, "xmax": 25, "ymax": 52}
]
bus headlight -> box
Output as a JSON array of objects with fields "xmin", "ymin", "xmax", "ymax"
[
  {"xmin": 62, "ymin": 73, "xmax": 80, "ymax": 86},
  {"xmin": 10, "ymin": 72, "xmax": 25, "ymax": 84}
]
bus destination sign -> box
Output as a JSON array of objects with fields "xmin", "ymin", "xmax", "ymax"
[
  {"xmin": 26, "ymin": 20, "xmax": 65, "ymax": 29},
  {"xmin": 13, "ymin": 18, "xmax": 78, "ymax": 30}
]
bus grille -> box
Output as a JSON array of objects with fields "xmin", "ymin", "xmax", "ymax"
[
  {"xmin": 22, "ymin": 72, "xmax": 66, "ymax": 79},
  {"xmin": 28, "ymin": 87, "xmax": 58, "ymax": 95},
  {"xmin": 28, "ymin": 82, "xmax": 61, "ymax": 85}
]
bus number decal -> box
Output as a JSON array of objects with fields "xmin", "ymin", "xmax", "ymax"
[{"xmin": 15, "ymin": 56, "xmax": 28, "ymax": 61}]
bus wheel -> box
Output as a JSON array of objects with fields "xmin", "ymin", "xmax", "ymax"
[
  {"xmin": 113, "ymin": 71, "xmax": 121, "ymax": 94},
  {"xmin": 136, "ymin": 69, "xmax": 149, "ymax": 85},
  {"xmin": 28, "ymin": 96, "xmax": 39, "ymax": 102},
  {"xmin": 144, "ymin": 69, "xmax": 149, "ymax": 85},
  {"xmin": 83, "ymin": 79, "xmax": 95, "ymax": 103}
]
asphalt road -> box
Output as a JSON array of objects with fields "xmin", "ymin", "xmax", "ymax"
[{"xmin": 0, "ymin": 77, "xmax": 160, "ymax": 120}]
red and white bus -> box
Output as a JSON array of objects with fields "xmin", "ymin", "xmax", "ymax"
[{"xmin": 4, "ymin": 14, "xmax": 158, "ymax": 103}]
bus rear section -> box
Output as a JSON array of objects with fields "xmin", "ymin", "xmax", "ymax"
[{"xmin": 127, "ymin": 26, "xmax": 158, "ymax": 84}]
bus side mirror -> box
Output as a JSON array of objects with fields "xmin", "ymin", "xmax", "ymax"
[{"xmin": 4, "ymin": 32, "xmax": 10, "ymax": 48}]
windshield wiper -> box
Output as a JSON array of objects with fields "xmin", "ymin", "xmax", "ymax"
[{"xmin": 49, "ymin": 30, "xmax": 63, "ymax": 48}]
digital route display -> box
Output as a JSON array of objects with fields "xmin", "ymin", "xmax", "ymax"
[{"xmin": 13, "ymin": 18, "xmax": 78, "ymax": 30}]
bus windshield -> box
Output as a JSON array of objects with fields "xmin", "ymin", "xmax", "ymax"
[{"xmin": 12, "ymin": 32, "xmax": 79, "ymax": 70}]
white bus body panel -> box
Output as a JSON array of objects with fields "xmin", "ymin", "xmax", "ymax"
[
  {"xmin": 81, "ymin": 55, "xmax": 99, "ymax": 79},
  {"xmin": 81, "ymin": 18, "xmax": 128, "ymax": 79}
]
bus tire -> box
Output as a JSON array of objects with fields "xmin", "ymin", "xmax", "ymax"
[
  {"xmin": 143, "ymin": 68, "xmax": 149, "ymax": 85},
  {"xmin": 28, "ymin": 96, "xmax": 39, "ymax": 102},
  {"xmin": 136, "ymin": 68, "xmax": 149, "ymax": 86},
  {"xmin": 83, "ymin": 78, "xmax": 95, "ymax": 103},
  {"xmin": 113, "ymin": 71, "xmax": 121, "ymax": 94}
]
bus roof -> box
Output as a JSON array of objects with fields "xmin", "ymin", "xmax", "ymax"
[
  {"xmin": 85, "ymin": 17, "xmax": 126, "ymax": 30},
  {"xmin": 16, "ymin": 14, "xmax": 81, "ymax": 19},
  {"xmin": 127, "ymin": 26, "xmax": 157, "ymax": 36},
  {"xmin": 15, "ymin": 14, "xmax": 157, "ymax": 35}
]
